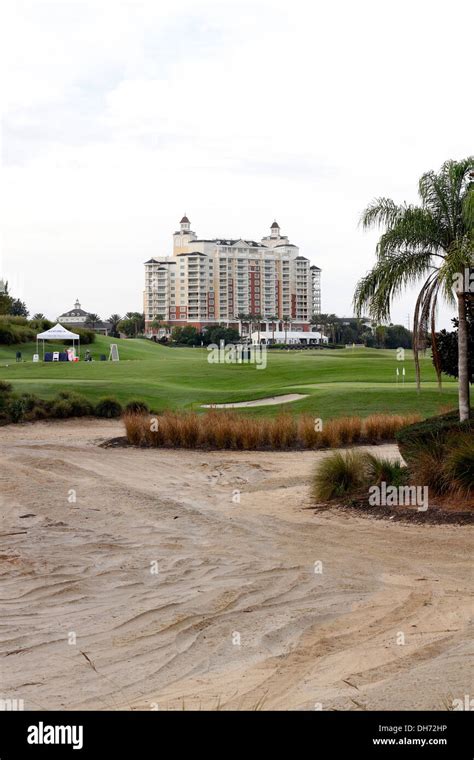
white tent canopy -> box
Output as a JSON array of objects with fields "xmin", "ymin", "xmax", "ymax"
[{"xmin": 36, "ymin": 323, "xmax": 80, "ymax": 360}]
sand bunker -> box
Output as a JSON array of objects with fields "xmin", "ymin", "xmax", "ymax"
[
  {"xmin": 202, "ymin": 393, "xmax": 308, "ymax": 408},
  {"xmin": 0, "ymin": 418, "xmax": 472, "ymax": 711}
]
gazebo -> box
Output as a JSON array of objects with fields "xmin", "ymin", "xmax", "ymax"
[{"xmin": 36, "ymin": 323, "xmax": 80, "ymax": 360}]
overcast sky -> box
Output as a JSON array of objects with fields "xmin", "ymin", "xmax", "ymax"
[{"xmin": 1, "ymin": 0, "xmax": 471, "ymax": 328}]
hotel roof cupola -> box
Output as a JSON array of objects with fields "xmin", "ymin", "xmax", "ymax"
[
  {"xmin": 270, "ymin": 220, "xmax": 280, "ymax": 238},
  {"xmin": 173, "ymin": 213, "xmax": 196, "ymax": 251},
  {"xmin": 180, "ymin": 214, "xmax": 191, "ymax": 232}
]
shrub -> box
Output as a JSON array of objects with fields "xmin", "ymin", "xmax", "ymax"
[
  {"xmin": 0, "ymin": 317, "xmax": 36, "ymax": 344},
  {"xmin": 396, "ymin": 411, "xmax": 473, "ymax": 461},
  {"xmin": 364, "ymin": 454, "xmax": 408, "ymax": 487},
  {"xmin": 444, "ymin": 434, "xmax": 474, "ymax": 496},
  {"xmin": 50, "ymin": 391, "xmax": 92, "ymax": 417},
  {"xmin": 95, "ymin": 397, "xmax": 122, "ymax": 418},
  {"xmin": 124, "ymin": 400, "xmax": 150, "ymax": 414},
  {"xmin": 312, "ymin": 451, "xmax": 370, "ymax": 501},
  {"xmin": 0, "ymin": 324, "xmax": 17, "ymax": 344},
  {"xmin": 6, "ymin": 398, "xmax": 28, "ymax": 423},
  {"xmin": 0, "ymin": 315, "xmax": 28, "ymax": 325},
  {"xmin": 50, "ymin": 399, "xmax": 74, "ymax": 418},
  {"xmin": 75, "ymin": 328, "xmax": 96, "ymax": 345},
  {"xmin": 18, "ymin": 393, "xmax": 42, "ymax": 412},
  {"xmin": 27, "ymin": 404, "xmax": 49, "ymax": 421},
  {"xmin": 0, "ymin": 380, "xmax": 13, "ymax": 394},
  {"xmin": 68, "ymin": 393, "xmax": 94, "ymax": 416}
]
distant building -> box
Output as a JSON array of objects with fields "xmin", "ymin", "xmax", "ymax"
[
  {"xmin": 144, "ymin": 216, "xmax": 322, "ymax": 335},
  {"xmin": 58, "ymin": 299, "xmax": 111, "ymax": 335},
  {"xmin": 251, "ymin": 330, "xmax": 328, "ymax": 345}
]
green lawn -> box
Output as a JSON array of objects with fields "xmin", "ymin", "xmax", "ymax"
[{"xmin": 0, "ymin": 336, "xmax": 458, "ymax": 419}]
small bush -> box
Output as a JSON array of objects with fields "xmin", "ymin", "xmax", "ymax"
[
  {"xmin": 396, "ymin": 411, "xmax": 473, "ymax": 461},
  {"xmin": 0, "ymin": 380, "xmax": 13, "ymax": 394},
  {"xmin": 444, "ymin": 434, "xmax": 474, "ymax": 496},
  {"xmin": 124, "ymin": 400, "xmax": 150, "ymax": 415},
  {"xmin": 28, "ymin": 405, "xmax": 49, "ymax": 421},
  {"xmin": 364, "ymin": 454, "xmax": 408, "ymax": 487},
  {"xmin": 57, "ymin": 390, "xmax": 73, "ymax": 399},
  {"xmin": 68, "ymin": 393, "xmax": 94, "ymax": 417},
  {"xmin": 6, "ymin": 398, "xmax": 28, "ymax": 423},
  {"xmin": 312, "ymin": 451, "xmax": 369, "ymax": 501},
  {"xmin": 95, "ymin": 397, "xmax": 122, "ymax": 418},
  {"xmin": 50, "ymin": 399, "xmax": 75, "ymax": 418}
]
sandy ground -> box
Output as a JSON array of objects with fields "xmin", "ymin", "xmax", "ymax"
[
  {"xmin": 0, "ymin": 419, "xmax": 472, "ymax": 711},
  {"xmin": 201, "ymin": 393, "xmax": 308, "ymax": 407}
]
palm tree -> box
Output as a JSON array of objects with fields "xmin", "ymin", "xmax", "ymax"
[
  {"xmin": 237, "ymin": 311, "xmax": 249, "ymax": 340},
  {"xmin": 151, "ymin": 313, "xmax": 165, "ymax": 336},
  {"xmin": 108, "ymin": 314, "xmax": 122, "ymax": 337},
  {"xmin": 253, "ymin": 312, "xmax": 263, "ymax": 344},
  {"xmin": 283, "ymin": 315, "xmax": 291, "ymax": 344},
  {"xmin": 85, "ymin": 313, "xmax": 100, "ymax": 329},
  {"xmin": 354, "ymin": 157, "xmax": 473, "ymax": 421},
  {"xmin": 32, "ymin": 313, "xmax": 46, "ymax": 320},
  {"xmin": 269, "ymin": 315, "xmax": 278, "ymax": 344},
  {"xmin": 123, "ymin": 311, "xmax": 145, "ymax": 336}
]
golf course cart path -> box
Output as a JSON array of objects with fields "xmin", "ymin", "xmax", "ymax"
[
  {"xmin": 201, "ymin": 393, "xmax": 308, "ymax": 408},
  {"xmin": 0, "ymin": 419, "xmax": 471, "ymax": 711}
]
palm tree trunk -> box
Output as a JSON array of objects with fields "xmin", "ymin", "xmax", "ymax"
[
  {"xmin": 457, "ymin": 293, "xmax": 470, "ymax": 421},
  {"xmin": 430, "ymin": 310, "xmax": 442, "ymax": 392}
]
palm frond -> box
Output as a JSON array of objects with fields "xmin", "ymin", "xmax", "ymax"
[
  {"xmin": 419, "ymin": 157, "xmax": 474, "ymax": 241},
  {"xmin": 360, "ymin": 198, "xmax": 406, "ymax": 230},
  {"xmin": 353, "ymin": 250, "xmax": 435, "ymax": 320},
  {"xmin": 376, "ymin": 207, "xmax": 444, "ymax": 259}
]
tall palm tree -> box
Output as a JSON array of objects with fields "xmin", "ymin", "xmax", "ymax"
[
  {"xmin": 253, "ymin": 312, "xmax": 263, "ymax": 344},
  {"xmin": 151, "ymin": 313, "xmax": 165, "ymax": 336},
  {"xmin": 108, "ymin": 313, "xmax": 122, "ymax": 337},
  {"xmin": 237, "ymin": 311, "xmax": 248, "ymax": 340},
  {"xmin": 269, "ymin": 315, "xmax": 278, "ymax": 344},
  {"xmin": 354, "ymin": 158, "xmax": 473, "ymax": 421},
  {"xmin": 85, "ymin": 313, "xmax": 100, "ymax": 329}
]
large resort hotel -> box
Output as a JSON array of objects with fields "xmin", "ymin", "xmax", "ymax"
[{"xmin": 144, "ymin": 216, "xmax": 322, "ymax": 338}]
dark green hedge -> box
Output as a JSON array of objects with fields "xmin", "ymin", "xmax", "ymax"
[{"xmin": 396, "ymin": 410, "xmax": 473, "ymax": 460}]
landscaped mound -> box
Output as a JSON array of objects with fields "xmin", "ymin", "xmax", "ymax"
[
  {"xmin": 396, "ymin": 411, "xmax": 473, "ymax": 498},
  {"xmin": 123, "ymin": 410, "xmax": 420, "ymax": 450},
  {"xmin": 312, "ymin": 411, "xmax": 474, "ymax": 516}
]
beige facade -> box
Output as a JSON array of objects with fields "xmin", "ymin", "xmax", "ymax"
[{"xmin": 144, "ymin": 217, "xmax": 321, "ymax": 333}]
